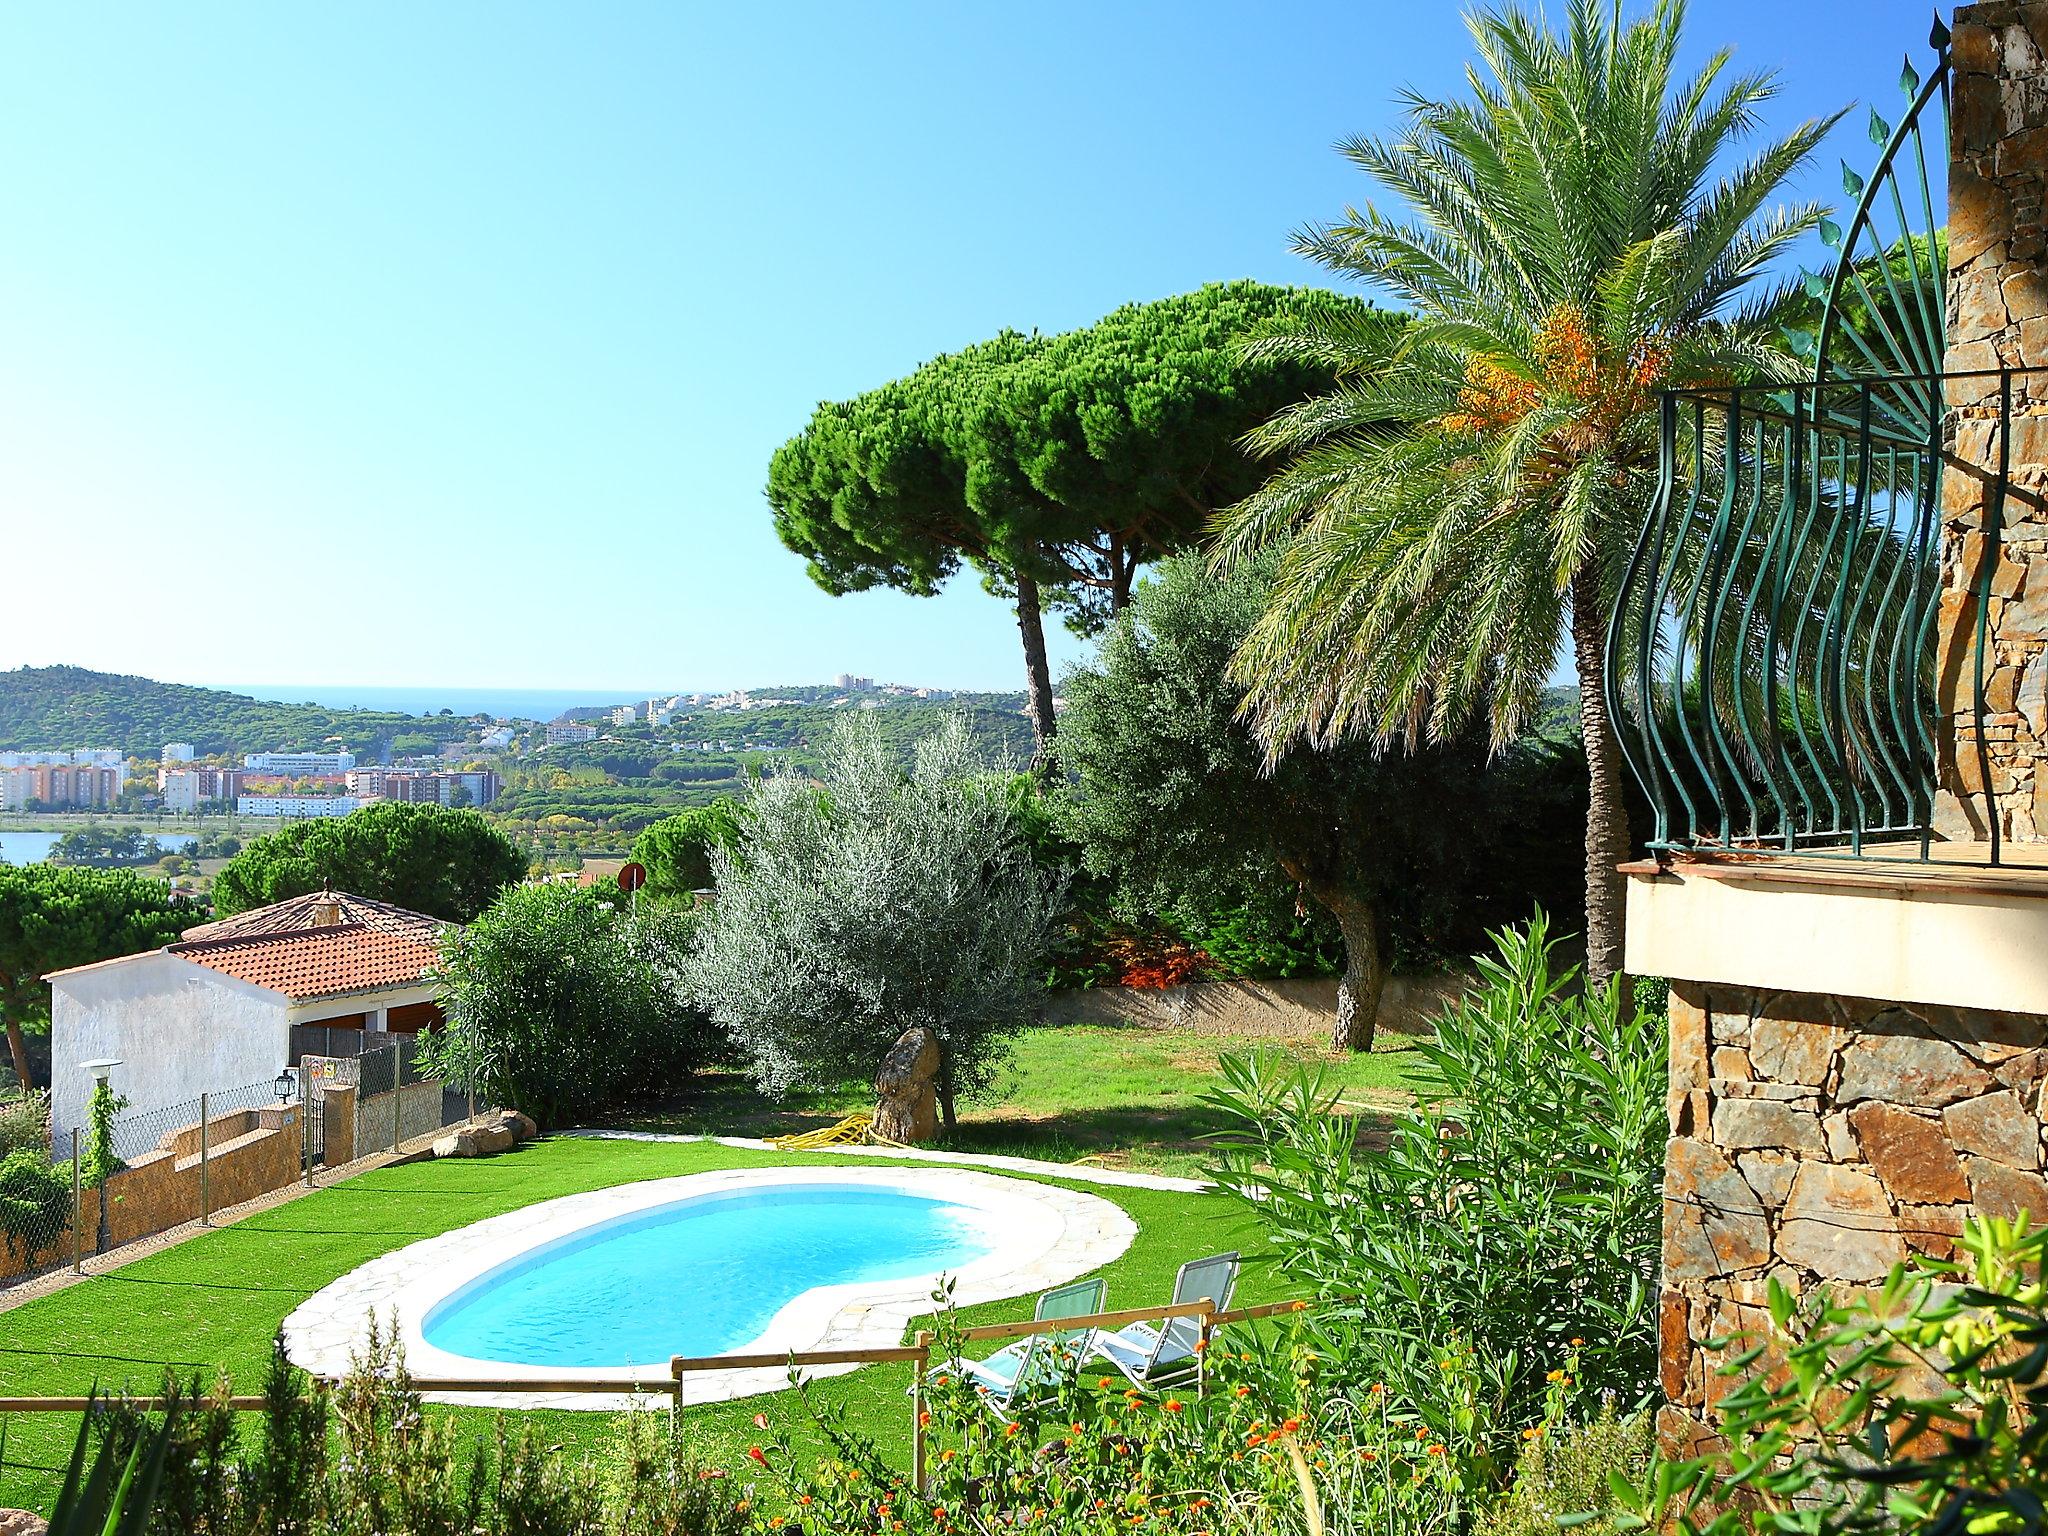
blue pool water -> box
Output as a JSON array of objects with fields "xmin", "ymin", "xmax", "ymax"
[{"xmin": 422, "ymin": 1185, "xmax": 996, "ymax": 1367}]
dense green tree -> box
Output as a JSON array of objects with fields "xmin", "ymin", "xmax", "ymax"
[
  {"xmin": 629, "ymin": 800, "xmax": 745, "ymax": 900},
  {"xmin": 423, "ymin": 884, "xmax": 717, "ymax": 1127},
  {"xmin": 0, "ymin": 866, "xmax": 193, "ymax": 1089},
  {"xmin": 211, "ymin": 802, "xmax": 525, "ymax": 923},
  {"xmin": 1058, "ymin": 553, "xmax": 1583, "ymax": 1051},
  {"xmin": 682, "ymin": 714, "xmax": 1064, "ymax": 1130},
  {"xmin": 768, "ymin": 282, "xmax": 1376, "ymax": 753},
  {"xmin": 1211, "ymin": 0, "xmax": 1836, "ymax": 992}
]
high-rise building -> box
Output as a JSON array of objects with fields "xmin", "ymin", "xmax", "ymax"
[
  {"xmin": 545, "ymin": 722, "xmax": 598, "ymax": 745},
  {"xmin": 162, "ymin": 743, "xmax": 195, "ymax": 764}
]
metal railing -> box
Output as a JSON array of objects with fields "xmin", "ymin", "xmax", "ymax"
[{"xmin": 1606, "ymin": 369, "xmax": 2034, "ymax": 865}]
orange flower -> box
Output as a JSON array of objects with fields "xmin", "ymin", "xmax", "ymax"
[
  {"xmin": 1006, "ymin": 1421, "xmax": 1023, "ymax": 1437},
  {"xmin": 746, "ymin": 1446, "xmax": 767, "ymax": 1466},
  {"xmin": 1163, "ymin": 1399, "xmax": 1184, "ymax": 1413}
]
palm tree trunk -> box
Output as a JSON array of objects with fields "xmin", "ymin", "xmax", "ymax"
[
  {"xmin": 4, "ymin": 1014, "xmax": 32, "ymax": 1091},
  {"xmin": 1571, "ymin": 560, "xmax": 1633, "ymax": 1004},
  {"xmin": 1014, "ymin": 570, "xmax": 1058, "ymax": 763}
]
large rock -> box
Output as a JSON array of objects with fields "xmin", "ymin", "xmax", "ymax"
[
  {"xmin": 1749, "ymin": 1015, "xmax": 1839, "ymax": 1087},
  {"xmin": 487, "ymin": 1107, "xmax": 540, "ymax": 1143},
  {"xmin": 1663, "ymin": 1136, "xmax": 1771, "ymax": 1281},
  {"xmin": 1836, "ymin": 1029, "xmax": 1994, "ymax": 1109},
  {"xmin": 433, "ymin": 1123, "xmax": 517, "ymax": 1159},
  {"xmin": 1849, "ymin": 1102, "xmax": 1971, "ymax": 1204},
  {"xmin": 1778, "ymin": 1164, "xmax": 1904, "ymax": 1283},
  {"xmin": 0, "ymin": 1511, "xmax": 49, "ymax": 1536},
  {"xmin": 1945, "ymin": 1090, "xmax": 2041, "ymax": 1170},
  {"xmin": 873, "ymin": 1026, "xmax": 941, "ymax": 1144},
  {"xmin": 1712, "ymin": 1098, "xmax": 1826, "ymax": 1155}
]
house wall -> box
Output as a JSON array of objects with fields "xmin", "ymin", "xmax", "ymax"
[
  {"xmin": 50, "ymin": 953, "xmax": 288, "ymax": 1156},
  {"xmin": 1659, "ymin": 979, "xmax": 2048, "ymax": 1452},
  {"xmin": 1936, "ymin": 1, "xmax": 2048, "ymax": 840}
]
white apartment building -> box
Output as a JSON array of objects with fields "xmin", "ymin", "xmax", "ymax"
[
  {"xmin": 237, "ymin": 794, "xmax": 368, "ymax": 818},
  {"xmin": 545, "ymin": 722, "xmax": 598, "ymax": 745},
  {"xmin": 608, "ymin": 706, "xmax": 638, "ymax": 726},
  {"xmin": 0, "ymin": 749, "xmax": 124, "ymax": 769},
  {"xmin": 243, "ymin": 751, "xmax": 356, "ymax": 775},
  {"xmin": 162, "ymin": 743, "xmax": 195, "ymax": 763}
]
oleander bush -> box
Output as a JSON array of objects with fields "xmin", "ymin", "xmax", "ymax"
[{"xmin": 1204, "ymin": 915, "xmax": 1666, "ymax": 1486}]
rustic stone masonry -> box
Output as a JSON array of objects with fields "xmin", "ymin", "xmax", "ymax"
[
  {"xmin": 1937, "ymin": 2, "xmax": 2048, "ymax": 840},
  {"xmin": 1659, "ymin": 979, "xmax": 2048, "ymax": 1451}
]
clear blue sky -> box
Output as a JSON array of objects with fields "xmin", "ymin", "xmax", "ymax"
[{"xmin": 0, "ymin": 1, "xmax": 1936, "ymax": 696}]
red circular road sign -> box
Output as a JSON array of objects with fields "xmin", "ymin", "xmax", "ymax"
[{"xmin": 618, "ymin": 862, "xmax": 647, "ymax": 894}]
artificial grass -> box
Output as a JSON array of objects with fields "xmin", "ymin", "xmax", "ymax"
[
  {"xmin": 621, "ymin": 1021, "xmax": 1427, "ymax": 1175},
  {"xmin": 0, "ymin": 1134, "xmax": 1277, "ymax": 1512}
]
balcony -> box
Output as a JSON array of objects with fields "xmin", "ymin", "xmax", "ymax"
[{"xmin": 1607, "ymin": 367, "xmax": 2048, "ymax": 1013}]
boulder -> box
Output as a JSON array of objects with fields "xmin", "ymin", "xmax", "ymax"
[
  {"xmin": 0, "ymin": 1511, "xmax": 49, "ymax": 1536},
  {"xmin": 874, "ymin": 1026, "xmax": 942, "ymax": 1144},
  {"xmin": 433, "ymin": 1123, "xmax": 517, "ymax": 1158},
  {"xmin": 487, "ymin": 1108, "xmax": 539, "ymax": 1143}
]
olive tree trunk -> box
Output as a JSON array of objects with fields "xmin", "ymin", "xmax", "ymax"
[
  {"xmin": 1571, "ymin": 560, "xmax": 1633, "ymax": 1007},
  {"xmin": 1316, "ymin": 884, "xmax": 1387, "ymax": 1054}
]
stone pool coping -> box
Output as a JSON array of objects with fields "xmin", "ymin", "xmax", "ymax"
[
  {"xmin": 282, "ymin": 1163, "xmax": 1137, "ymax": 1411},
  {"xmin": 564, "ymin": 1129, "xmax": 1214, "ymax": 1193}
]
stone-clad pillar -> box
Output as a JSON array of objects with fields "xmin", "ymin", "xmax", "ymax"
[{"xmin": 1938, "ymin": 4, "xmax": 2048, "ymax": 842}]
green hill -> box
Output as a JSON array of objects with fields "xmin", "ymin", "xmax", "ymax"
[{"xmin": 0, "ymin": 666, "xmax": 477, "ymax": 757}]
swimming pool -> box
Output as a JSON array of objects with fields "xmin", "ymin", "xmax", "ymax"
[
  {"xmin": 423, "ymin": 1185, "xmax": 997, "ymax": 1367},
  {"xmin": 283, "ymin": 1163, "xmax": 1138, "ymax": 1406}
]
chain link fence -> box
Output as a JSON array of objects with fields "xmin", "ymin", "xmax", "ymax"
[{"xmin": 1, "ymin": 1032, "xmax": 479, "ymax": 1293}]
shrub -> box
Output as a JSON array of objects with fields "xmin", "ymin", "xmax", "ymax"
[
  {"xmin": 423, "ymin": 884, "xmax": 720, "ymax": 1127},
  {"xmin": 683, "ymin": 714, "xmax": 1065, "ymax": 1129},
  {"xmin": 1478, "ymin": 1405, "xmax": 1655, "ymax": 1536},
  {"xmin": 0, "ymin": 1088, "xmax": 50, "ymax": 1158},
  {"xmin": 1622, "ymin": 1214, "xmax": 2048, "ymax": 1536},
  {"xmin": 210, "ymin": 800, "xmax": 525, "ymax": 922},
  {"xmin": 0, "ymin": 1147, "xmax": 70, "ymax": 1263},
  {"xmin": 1204, "ymin": 914, "xmax": 1665, "ymax": 1485}
]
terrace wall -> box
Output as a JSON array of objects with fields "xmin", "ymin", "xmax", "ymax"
[{"xmin": 1659, "ymin": 980, "xmax": 2048, "ymax": 1451}]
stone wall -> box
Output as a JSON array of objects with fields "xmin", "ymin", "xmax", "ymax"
[
  {"xmin": 1938, "ymin": 2, "xmax": 2048, "ymax": 840},
  {"xmin": 1660, "ymin": 979, "xmax": 2048, "ymax": 1450},
  {"xmin": 1037, "ymin": 972, "xmax": 1469, "ymax": 1039}
]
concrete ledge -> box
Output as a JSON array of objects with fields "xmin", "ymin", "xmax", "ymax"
[{"xmin": 1625, "ymin": 858, "xmax": 2048, "ymax": 1015}]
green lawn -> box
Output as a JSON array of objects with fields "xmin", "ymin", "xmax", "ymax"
[
  {"xmin": 623, "ymin": 1021, "xmax": 1428, "ymax": 1175},
  {"xmin": 0, "ymin": 1135, "xmax": 1280, "ymax": 1513}
]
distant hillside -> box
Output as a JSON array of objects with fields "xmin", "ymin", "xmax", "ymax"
[{"xmin": 0, "ymin": 666, "xmax": 477, "ymax": 757}]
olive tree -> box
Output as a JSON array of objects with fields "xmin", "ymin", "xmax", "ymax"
[{"xmin": 682, "ymin": 714, "xmax": 1064, "ymax": 1129}]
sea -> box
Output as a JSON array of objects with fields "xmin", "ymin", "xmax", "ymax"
[{"xmin": 210, "ymin": 684, "xmax": 676, "ymax": 722}]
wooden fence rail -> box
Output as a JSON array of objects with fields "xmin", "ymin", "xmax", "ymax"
[{"xmin": 1, "ymin": 1289, "xmax": 1330, "ymax": 1490}]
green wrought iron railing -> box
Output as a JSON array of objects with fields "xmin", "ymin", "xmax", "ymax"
[
  {"xmin": 1603, "ymin": 16, "xmax": 2005, "ymax": 866},
  {"xmin": 1607, "ymin": 371, "xmax": 2028, "ymax": 864}
]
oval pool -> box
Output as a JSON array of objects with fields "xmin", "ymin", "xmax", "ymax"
[
  {"xmin": 423, "ymin": 1184, "xmax": 997, "ymax": 1367},
  {"xmin": 282, "ymin": 1163, "xmax": 1139, "ymax": 1406}
]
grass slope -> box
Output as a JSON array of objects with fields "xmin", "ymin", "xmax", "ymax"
[
  {"xmin": 625, "ymin": 1023, "xmax": 1427, "ymax": 1176},
  {"xmin": 0, "ymin": 1137, "xmax": 1273, "ymax": 1512}
]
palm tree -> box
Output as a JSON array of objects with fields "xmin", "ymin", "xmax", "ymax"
[{"xmin": 1212, "ymin": 0, "xmax": 1840, "ymax": 993}]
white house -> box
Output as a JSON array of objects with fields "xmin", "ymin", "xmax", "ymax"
[{"xmin": 47, "ymin": 891, "xmax": 449, "ymax": 1155}]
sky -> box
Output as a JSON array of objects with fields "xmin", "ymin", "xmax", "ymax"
[{"xmin": 0, "ymin": 0, "xmax": 1940, "ymax": 698}]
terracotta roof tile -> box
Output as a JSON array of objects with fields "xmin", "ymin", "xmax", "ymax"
[
  {"xmin": 181, "ymin": 890, "xmax": 449, "ymax": 944},
  {"xmin": 170, "ymin": 925, "xmax": 442, "ymax": 1002}
]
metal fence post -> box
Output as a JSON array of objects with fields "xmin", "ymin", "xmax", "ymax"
[
  {"xmin": 392, "ymin": 1063, "xmax": 402, "ymax": 1154},
  {"xmin": 198, "ymin": 1091, "xmax": 210, "ymax": 1226},
  {"xmin": 301, "ymin": 1075, "xmax": 312, "ymax": 1187},
  {"xmin": 70, "ymin": 1128, "xmax": 82, "ymax": 1274}
]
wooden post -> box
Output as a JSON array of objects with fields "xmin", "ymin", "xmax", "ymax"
[
  {"xmin": 1196, "ymin": 1302, "xmax": 1212, "ymax": 1396},
  {"xmin": 669, "ymin": 1358, "xmax": 683, "ymax": 1435},
  {"xmin": 69, "ymin": 1128, "xmax": 82, "ymax": 1274},
  {"xmin": 198, "ymin": 1092, "xmax": 210, "ymax": 1226},
  {"xmin": 912, "ymin": 1331, "xmax": 933, "ymax": 1494}
]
